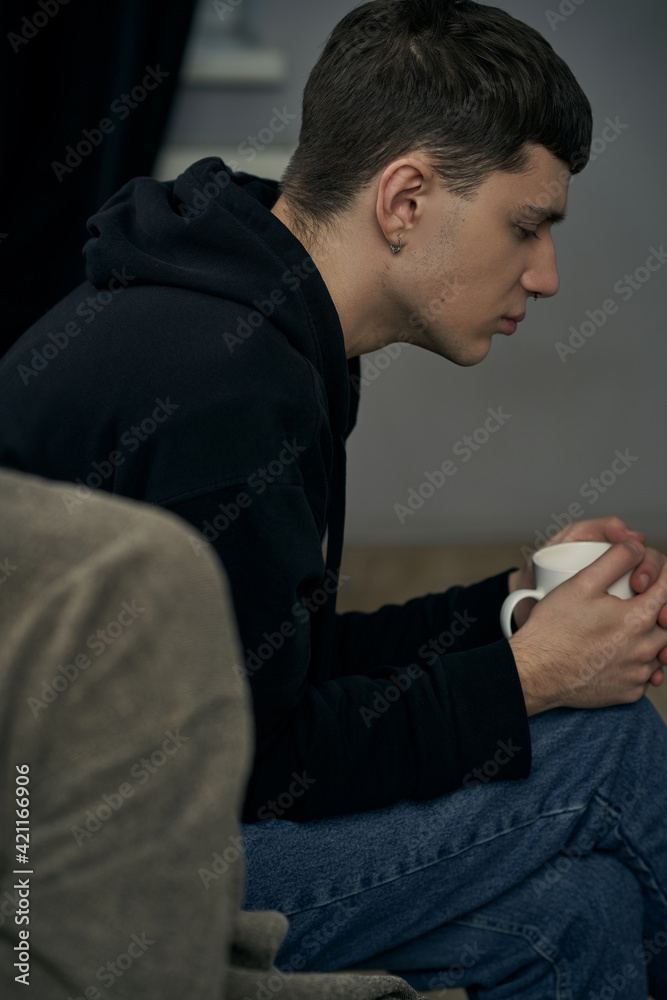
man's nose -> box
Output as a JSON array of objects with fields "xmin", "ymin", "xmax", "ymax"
[{"xmin": 523, "ymin": 237, "xmax": 560, "ymax": 299}]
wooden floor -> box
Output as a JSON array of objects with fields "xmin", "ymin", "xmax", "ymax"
[{"xmin": 337, "ymin": 545, "xmax": 667, "ymax": 1000}]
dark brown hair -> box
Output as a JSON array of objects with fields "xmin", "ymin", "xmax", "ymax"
[{"xmin": 279, "ymin": 0, "xmax": 592, "ymax": 238}]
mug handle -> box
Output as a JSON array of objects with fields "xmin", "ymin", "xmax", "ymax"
[{"xmin": 500, "ymin": 588, "xmax": 544, "ymax": 639}]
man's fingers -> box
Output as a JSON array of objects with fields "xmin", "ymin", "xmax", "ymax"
[
  {"xmin": 630, "ymin": 547, "xmax": 665, "ymax": 593},
  {"xmin": 557, "ymin": 516, "xmax": 644, "ymax": 544},
  {"xmin": 645, "ymin": 624, "xmax": 667, "ymax": 660},
  {"xmin": 576, "ymin": 541, "xmax": 644, "ymax": 595},
  {"xmin": 640, "ymin": 559, "xmax": 667, "ymax": 606},
  {"xmin": 602, "ymin": 516, "xmax": 645, "ymax": 544}
]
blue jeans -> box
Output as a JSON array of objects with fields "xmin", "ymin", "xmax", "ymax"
[{"xmin": 242, "ymin": 697, "xmax": 667, "ymax": 1000}]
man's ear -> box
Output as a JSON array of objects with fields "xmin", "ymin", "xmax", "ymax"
[{"xmin": 376, "ymin": 157, "xmax": 435, "ymax": 243}]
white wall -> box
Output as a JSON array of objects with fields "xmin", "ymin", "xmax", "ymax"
[{"xmin": 161, "ymin": 0, "xmax": 667, "ymax": 546}]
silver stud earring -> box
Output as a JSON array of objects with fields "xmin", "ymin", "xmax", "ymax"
[{"xmin": 389, "ymin": 236, "xmax": 403, "ymax": 254}]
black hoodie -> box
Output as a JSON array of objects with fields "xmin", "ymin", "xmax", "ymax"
[{"xmin": 0, "ymin": 156, "xmax": 531, "ymax": 820}]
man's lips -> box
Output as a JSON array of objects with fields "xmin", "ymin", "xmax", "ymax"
[{"xmin": 499, "ymin": 312, "xmax": 525, "ymax": 335}]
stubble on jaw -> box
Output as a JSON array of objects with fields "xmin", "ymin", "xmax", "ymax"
[{"xmin": 407, "ymin": 199, "xmax": 477, "ymax": 360}]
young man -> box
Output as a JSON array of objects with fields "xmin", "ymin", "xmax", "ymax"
[{"xmin": 1, "ymin": 0, "xmax": 666, "ymax": 995}]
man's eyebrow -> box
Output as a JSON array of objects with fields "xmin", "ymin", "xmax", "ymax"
[{"xmin": 515, "ymin": 203, "xmax": 567, "ymax": 225}]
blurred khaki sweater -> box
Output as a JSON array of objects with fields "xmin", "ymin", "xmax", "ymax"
[{"xmin": 0, "ymin": 468, "xmax": 420, "ymax": 1000}]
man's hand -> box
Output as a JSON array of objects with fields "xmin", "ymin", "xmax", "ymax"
[
  {"xmin": 509, "ymin": 540, "xmax": 667, "ymax": 716},
  {"xmin": 507, "ymin": 516, "xmax": 667, "ymax": 687}
]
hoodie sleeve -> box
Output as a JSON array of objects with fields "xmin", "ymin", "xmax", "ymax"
[
  {"xmin": 330, "ymin": 570, "xmax": 517, "ymax": 676},
  {"xmin": 166, "ymin": 485, "xmax": 531, "ymax": 823}
]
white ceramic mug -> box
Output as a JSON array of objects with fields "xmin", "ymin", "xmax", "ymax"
[{"xmin": 500, "ymin": 541, "xmax": 635, "ymax": 639}]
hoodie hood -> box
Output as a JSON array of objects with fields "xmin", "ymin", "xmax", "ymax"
[
  {"xmin": 85, "ymin": 158, "xmax": 281, "ymax": 298},
  {"xmin": 83, "ymin": 155, "xmax": 359, "ymax": 438}
]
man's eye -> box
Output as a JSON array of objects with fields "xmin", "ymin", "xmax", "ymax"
[{"xmin": 515, "ymin": 226, "xmax": 541, "ymax": 241}]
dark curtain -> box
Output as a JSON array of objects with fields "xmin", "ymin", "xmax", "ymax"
[{"xmin": 0, "ymin": 0, "xmax": 199, "ymax": 357}]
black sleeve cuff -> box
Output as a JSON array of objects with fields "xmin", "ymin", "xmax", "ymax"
[
  {"xmin": 416, "ymin": 636, "xmax": 532, "ymax": 798},
  {"xmin": 449, "ymin": 568, "xmax": 519, "ymax": 651}
]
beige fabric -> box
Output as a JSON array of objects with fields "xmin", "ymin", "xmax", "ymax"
[{"xmin": 0, "ymin": 470, "xmax": 422, "ymax": 999}]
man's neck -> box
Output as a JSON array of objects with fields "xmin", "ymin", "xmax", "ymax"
[{"xmin": 270, "ymin": 195, "xmax": 394, "ymax": 359}]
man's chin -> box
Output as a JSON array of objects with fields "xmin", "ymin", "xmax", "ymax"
[
  {"xmin": 442, "ymin": 342, "xmax": 492, "ymax": 368},
  {"xmin": 418, "ymin": 329, "xmax": 492, "ymax": 367},
  {"xmin": 454, "ymin": 352, "xmax": 488, "ymax": 368}
]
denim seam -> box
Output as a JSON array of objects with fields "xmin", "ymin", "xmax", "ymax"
[
  {"xmin": 282, "ymin": 806, "xmax": 588, "ymax": 916},
  {"xmin": 592, "ymin": 790, "xmax": 667, "ymax": 913},
  {"xmin": 449, "ymin": 915, "xmax": 571, "ymax": 1000}
]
